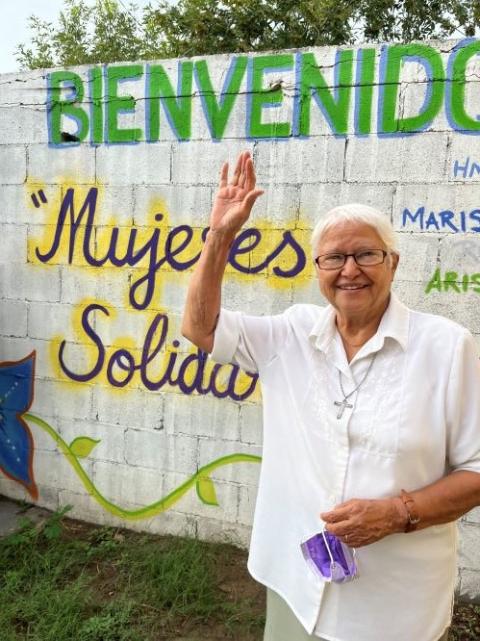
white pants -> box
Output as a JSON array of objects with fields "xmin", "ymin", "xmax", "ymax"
[{"xmin": 263, "ymin": 589, "xmax": 450, "ymax": 641}]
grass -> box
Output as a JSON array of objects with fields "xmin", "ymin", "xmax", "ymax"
[
  {"xmin": 450, "ymin": 602, "xmax": 480, "ymax": 641},
  {"xmin": 0, "ymin": 507, "xmax": 264, "ymax": 641},
  {"xmin": 0, "ymin": 506, "xmax": 479, "ymax": 641}
]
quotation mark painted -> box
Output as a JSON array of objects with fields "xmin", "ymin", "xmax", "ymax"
[{"xmin": 31, "ymin": 190, "xmax": 47, "ymax": 208}]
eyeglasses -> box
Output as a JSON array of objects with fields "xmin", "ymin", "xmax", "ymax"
[{"xmin": 314, "ymin": 249, "xmax": 388, "ymax": 270}]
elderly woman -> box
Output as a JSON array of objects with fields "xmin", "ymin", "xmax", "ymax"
[{"xmin": 181, "ymin": 151, "xmax": 480, "ymax": 641}]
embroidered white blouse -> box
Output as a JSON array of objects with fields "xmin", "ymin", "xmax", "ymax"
[{"xmin": 211, "ymin": 294, "xmax": 480, "ymax": 641}]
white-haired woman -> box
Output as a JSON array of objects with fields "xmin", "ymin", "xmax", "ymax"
[{"xmin": 182, "ymin": 151, "xmax": 480, "ymax": 641}]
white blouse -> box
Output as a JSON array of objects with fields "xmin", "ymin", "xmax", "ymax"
[{"xmin": 211, "ymin": 294, "xmax": 480, "ymax": 641}]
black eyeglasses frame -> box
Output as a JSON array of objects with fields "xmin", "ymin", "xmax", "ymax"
[{"xmin": 314, "ymin": 249, "xmax": 388, "ymax": 270}]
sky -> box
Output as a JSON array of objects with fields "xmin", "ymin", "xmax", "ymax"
[{"xmin": 0, "ymin": 0, "xmax": 151, "ymax": 74}]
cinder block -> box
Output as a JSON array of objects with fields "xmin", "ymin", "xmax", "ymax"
[
  {"xmin": 0, "ymin": 476, "xmax": 33, "ymax": 502},
  {"xmin": 27, "ymin": 144, "xmax": 95, "ymax": 183},
  {"xmin": 59, "ymin": 266, "xmax": 128, "ymax": 307},
  {"xmin": 218, "ymin": 268, "xmax": 295, "ymax": 315},
  {"xmin": 230, "ymin": 280, "xmax": 293, "ymax": 315},
  {"xmin": 0, "ymin": 104, "xmax": 47, "ymax": 146},
  {"xmin": 439, "ymin": 235, "xmax": 480, "ymax": 273},
  {"xmin": 248, "ymin": 184, "xmax": 299, "ymax": 229},
  {"xmin": 413, "ymin": 284, "xmax": 477, "ymax": 329},
  {"xmin": 57, "ymin": 418, "xmax": 124, "ymax": 464},
  {"xmin": 464, "ymin": 507, "xmax": 480, "ymax": 525},
  {"xmin": 198, "ymin": 437, "xmax": 262, "ymax": 487},
  {"xmin": 92, "ymin": 386, "xmax": 164, "ymax": 431},
  {"xmin": 0, "ymin": 223, "xmax": 27, "ymax": 263},
  {"xmin": 0, "ymin": 145, "xmax": 27, "ymax": 184},
  {"xmin": 458, "ymin": 569, "xmax": 480, "ymax": 604},
  {"xmin": 256, "ymin": 137, "xmax": 345, "ymax": 184},
  {"xmin": 172, "ymin": 140, "xmax": 254, "ymax": 184},
  {"xmin": 26, "ymin": 412, "xmax": 59, "ymax": 452},
  {"xmin": 155, "ymin": 277, "xmax": 192, "ymax": 314},
  {"xmin": 291, "ymin": 279, "xmax": 325, "ymax": 306},
  {"xmin": 57, "ymin": 488, "xmax": 114, "ymax": 525},
  {"xmin": 401, "ymin": 79, "xmax": 451, "ymax": 135},
  {"xmin": 0, "ymin": 263, "xmax": 61, "ymax": 302},
  {"xmin": 458, "ymin": 521, "xmax": 480, "ymax": 569},
  {"xmin": 393, "ymin": 183, "xmax": 480, "ymax": 233},
  {"xmin": 31, "ymin": 484, "xmax": 60, "ymax": 512},
  {"xmin": 34, "ymin": 448, "xmax": 94, "ymax": 494},
  {"xmin": 345, "ymin": 133, "xmax": 448, "ymax": 184},
  {"xmin": 27, "ymin": 301, "xmax": 77, "ymax": 339},
  {"xmin": 96, "ymin": 143, "xmax": 171, "ymax": 185},
  {"xmin": 0, "ymin": 300, "xmax": 28, "ymax": 337},
  {"xmin": 125, "ymin": 427, "xmax": 198, "ymax": 474},
  {"xmin": 140, "ymin": 93, "xmax": 213, "ymax": 143},
  {"xmin": 0, "ymin": 72, "xmax": 48, "ymax": 145},
  {"xmin": 89, "ymin": 304, "xmax": 160, "ymax": 349},
  {"xmin": 0, "ymin": 185, "xmax": 32, "ymax": 224},
  {"xmin": 196, "ymin": 515, "xmax": 251, "ymax": 548},
  {"xmin": 133, "ymin": 183, "xmax": 213, "ymax": 227},
  {"xmin": 166, "ymin": 471, "xmax": 239, "ymax": 524},
  {"xmin": 93, "ymin": 459, "xmax": 164, "ymax": 506},
  {"xmin": 192, "ymin": 92, "xmax": 248, "ymax": 142},
  {"xmin": 96, "ymin": 185, "xmax": 135, "ymax": 225},
  {"xmin": 300, "ymin": 183, "xmax": 395, "ymax": 230},
  {"xmin": 448, "ymin": 135, "xmax": 480, "ymax": 183},
  {"xmin": 190, "ymin": 54, "xmax": 251, "ymax": 142},
  {"xmin": 418, "ymin": 290, "xmax": 480, "ymax": 333},
  {"xmin": 395, "ymin": 233, "xmax": 440, "ymax": 283},
  {"xmin": 140, "ymin": 508, "xmax": 197, "ymax": 538},
  {"xmin": 162, "ymin": 393, "xmax": 240, "ymax": 440},
  {"xmin": 46, "ymin": 339, "xmax": 105, "ymax": 383},
  {"xmin": 0, "ymin": 336, "xmax": 52, "ymax": 379},
  {"xmin": 237, "ymin": 483, "xmax": 259, "ymax": 525},
  {"xmin": 239, "ymin": 403, "xmax": 263, "ymax": 446}
]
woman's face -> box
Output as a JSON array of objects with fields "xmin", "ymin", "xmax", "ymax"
[{"xmin": 314, "ymin": 221, "xmax": 399, "ymax": 320}]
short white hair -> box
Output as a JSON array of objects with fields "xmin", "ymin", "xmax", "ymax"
[{"xmin": 311, "ymin": 203, "xmax": 398, "ymax": 257}]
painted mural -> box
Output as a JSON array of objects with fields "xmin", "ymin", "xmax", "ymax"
[
  {"xmin": 9, "ymin": 351, "xmax": 261, "ymax": 517},
  {"xmin": 1, "ymin": 38, "xmax": 480, "ymax": 535},
  {"xmin": 3, "ymin": 181, "xmax": 269, "ymax": 517}
]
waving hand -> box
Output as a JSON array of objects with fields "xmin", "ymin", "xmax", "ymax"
[{"xmin": 210, "ymin": 151, "xmax": 264, "ymax": 236}]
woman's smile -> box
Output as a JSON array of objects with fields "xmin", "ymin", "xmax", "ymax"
[{"xmin": 336, "ymin": 283, "xmax": 370, "ymax": 290}]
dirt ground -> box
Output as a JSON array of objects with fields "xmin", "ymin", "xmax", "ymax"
[
  {"xmin": 62, "ymin": 517, "xmax": 266, "ymax": 641},
  {"xmin": 5, "ymin": 509, "xmax": 479, "ymax": 641}
]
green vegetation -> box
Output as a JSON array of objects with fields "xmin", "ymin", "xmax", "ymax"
[
  {"xmin": 1, "ymin": 506, "xmax": 479, "ymax": 640},
  {"xmin": 16, "ymin": 0, "xmax": 480, "ymax": 70},
  {"xmin": 451, "ymin": 603, "xmax": 480, "ymax": 640},
  {"xmin": 0, "ymin": 507, "xmax": 264, "ymax": 641}
]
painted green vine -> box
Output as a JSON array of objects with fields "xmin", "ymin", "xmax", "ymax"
[{"xmin": 25, "ymin": 412, "xmax": 261, "ymax": 520}]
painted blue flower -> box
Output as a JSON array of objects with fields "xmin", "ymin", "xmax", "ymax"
[{"xmin": 0, "ymin": 352, "xmax": 38, "ymax": 499}]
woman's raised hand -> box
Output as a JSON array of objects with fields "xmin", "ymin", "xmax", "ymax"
[{"xmin": 209, "ymin": 151, "xmax": 264, "ymax": 236}]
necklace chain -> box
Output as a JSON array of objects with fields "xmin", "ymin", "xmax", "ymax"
[
  {"xmin": 339, "ymin": 353, "xmax": 377, "ymax": 401},
  {"xmin": 334, "ymin": 354, "xmax": 377, "ymax": 419}
]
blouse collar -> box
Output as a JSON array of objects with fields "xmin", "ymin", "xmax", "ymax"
[{"xmin": 309, "ymin": 292, "xmax": 410, "ymax": 355}]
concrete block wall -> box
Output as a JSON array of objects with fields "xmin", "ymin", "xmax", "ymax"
[{"xmin": 0, "ymin": 40, "xmax": 480, "ymax": 599}]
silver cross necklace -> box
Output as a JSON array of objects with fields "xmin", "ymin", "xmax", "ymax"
[{"xmin": 334, "ymin": 353, "xmax": 377, "ymax": 419}]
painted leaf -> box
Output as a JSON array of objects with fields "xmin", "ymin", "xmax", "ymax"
[
  {"xmin": 69, "ymin": 437, "xmax": 100, "ymax": 458},
  {"xmin": 196, "ymin": 475, "xmax": 219, "ymax": 506}
]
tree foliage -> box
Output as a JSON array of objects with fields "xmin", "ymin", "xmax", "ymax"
[{"xmin": 16, "ymin": 0, "xmax": 480, "ymax": 70}]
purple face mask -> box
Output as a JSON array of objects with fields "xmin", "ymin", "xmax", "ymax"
[{"xmin": 301, "ymin": 530, "xmax": 358, "ymax": 583}]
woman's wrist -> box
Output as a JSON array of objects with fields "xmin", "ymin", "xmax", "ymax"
[
  {"xmin": 391, "ymin": 496, "xmax": 410, "ymax": 533},
  {"xmin": 206, "ymin": 227, "xmax": 236, "ymax": 246}
]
